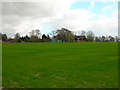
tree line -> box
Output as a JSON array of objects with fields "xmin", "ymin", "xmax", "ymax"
[{"xmin": 0, "ymin": 28, "xmax": 120, "ymax": 43}]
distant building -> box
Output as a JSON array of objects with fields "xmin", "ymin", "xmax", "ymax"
[
  {"xmin": 8, "ymin": 38, "xmax": 15, "ymax": 43},
  {"xmin": 59, "ymin": 40, "xmax": 63, "ymax": 42},
  {"xmin": 51, "ymin": 36, "xmax": 57, "ymax": 42},
  {"xmin": 74, "ymin": 35, "xmax": 86, "ymax": 42},
  {"xmin": 51, "ymin": 38, "xmax": 56, "ymax": 42}
]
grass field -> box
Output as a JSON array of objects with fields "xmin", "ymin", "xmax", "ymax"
[{"xmin": 2, "ymin": 42, "xmax": 118, "ymax": 88}]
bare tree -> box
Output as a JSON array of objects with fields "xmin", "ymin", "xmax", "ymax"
[
  {"xmin": 51, "ymin": 30, "xmax": 57, "ymax": 37},
  {"xmin": 95, "ymin": 37, "xmax": 100, "ymax": 42},
  {"xmin": 29, "ymin": 29, "xmax": 41, "ymax": 38},
  {"xmin": 86, "ymin": 31, "xmax": 94, "ymax": 42},
  {"xmin": 29, "ymin": 30, "xmax": 35, "ymax": 36},
  {"xmin": 81, "ymin": 30, "xmax": 86, "ymax": 36},
  {"xmin": 77, "ymin": 31, "xmax": 81, "ymax": 36},
  {"xmin": 108, "ymin": 36, "xmax": 115, "ymax": 42},
  {"xmin": 115, "ymin": 36, "xmax": 119, "ymax": 42},
  {"xmin": 72, "ymin": 31, "xmax": 77, "ymax": 35},
  {"xmin": 35, "ymin": 29, "xmax": 42, "ymax": 38},
  {"xmin": 14, "ymin": 33, "xmax": 20, "ymax": 42},
  {"xmin": 101, "ymin": 36, "xmax": 106, "ymax": 42}
]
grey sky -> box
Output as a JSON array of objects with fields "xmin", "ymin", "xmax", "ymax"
[{"xmin": 1, "ymin": 0, "xmax": 118, "ymax": 37}]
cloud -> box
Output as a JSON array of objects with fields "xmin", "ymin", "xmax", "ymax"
[
  {"xmin": 101, "ymin": 5, "xmax": 114, "ymax": 12},
  {"xmin": 2, "ymin": 1, "xmax": 75, "ymax": 37},
  {"xmin": 90, "ymin": 14, "xmax": 118, "ymax": 36},
  {"xmin": 46, "ymin": 8, "xmax": 118, "ymax": 36},
  {"xmin": 2, "ymin": 0, "xmax": 118, "ymax": 38},
  {"xmin": 46, "ymin": 9, "xmax": 96, "ymax": 31}
]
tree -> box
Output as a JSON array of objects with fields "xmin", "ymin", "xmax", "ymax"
[
  {"xmin": 29, "ymin": 36, "xmax": 40, "ymax": 42},
  {"xmin": 29, "ymin": 30, "xmax": 42, "ymax": 42},
  {"xmin": 66, "ymin": 32, "xmax": 74, "ymax": 42},
  {"xmin": 101, "ymin": 36, "xmax": 106, "ymax": 42},
  {"xmin": 2, "ymin": 34, "xmax": 8, "ymax": 42},
  {"xmin": 46, "ymin": 34, "xmax": 51, "ymax": 42},
  {"xmin": 29, "ymin": 29, "xmax": 41, "ymax": 38},
  {"xmin": 24, "ymin": 35, "xmax": 30, "ymax": 42},
  {"xmin": 104, "ymin": 36, "xmax": 108, "ymax": 42},
  {"xmin": 14, "ymin": 33, "xmax": 20, "ymax": 42},
  {"xmin": 77, "ymin": 30, "xmax": 86, "ymax": 36},
  {"xmin": 72, "ymin": 31, "xmax": 77, "ymax": 35},
  {"xmin": 81, "ymin": 31, "xmax": 86, "ymax": 36},
  {"xmin": 95, "ymin": 37, "xmax": 100, "ymax": 42},
  {"xmin": 115, "ymin": 36, "xmax": 119, "ymax": 42},
  {"xmin": 18, "ymin": 38, "xmax": 23, "ymax": 42},
  {"xmin": 56, "ymin": 28, "xmax": 73, "ymax": 42},
  {"xmin": 35, "ymin": 29, "xmax": 41, "ymax": 38},
  {"xmin": 29, "ymin": 30, "xmax": 35, "ymax": 36},
  {"xmin": 77, "ymin": 31, "xmax": 81, "ymax": 36},
  {"xmin": 108, "ymin": 36, "xmax": 115, "ymax": 42},
  {"xmin": 47, "ymin": 34, "xmax": 50, "ymax": 39},
  {"xmin": 42, "ymin": 34, "xmax": 47, "ymax": 42},
  {"xmin": 51, "ymin": 31, "xmax": 57, "ymax": 37},
  {"xmin": 86, "ymin": 31, "xmax": 94, "ymax": 42},
  {"xmin": 18, "ymin": 35, "xmax": 30, "ymax": 42}
]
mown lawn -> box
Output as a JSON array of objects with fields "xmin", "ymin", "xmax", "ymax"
[
  {"xmin": 2, "ymin": 42, "xmax": 118, "ymax": 88},
  {"xmin": 0, "ymin": 43, "xmax": 1, "ymax": 88}
]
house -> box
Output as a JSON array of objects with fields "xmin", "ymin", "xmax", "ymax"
[
  {"xmin": 8, "ymin": 38, "xmax": 15, "ymax": 43},
  {"xmin": 51, "ymin": 36, "xmax": 57, "ymax": 42},
  {"xmin": 51, "ymin": 38, "xmax": 56, "ymax": 42},
  {"xmin": 74, "ymin": 35, "xmax": 86, "ymax": 42},
  {"xmin": 59, "ymin": 40, "xmax": 63, "ymax": 42}
]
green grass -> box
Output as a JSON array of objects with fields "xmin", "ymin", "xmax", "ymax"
[
  {"xmin": 0, "ymin": 43, "xmax": 2, "ymax": 88},
  {"xmin": 2, "ymin": 42, "xmax": 118, "ymax": 88}
]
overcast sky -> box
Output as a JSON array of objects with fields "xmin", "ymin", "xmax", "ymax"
[{"xmin": 1, "ymin": 0, "xmax": 119, "ymax": 37}]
